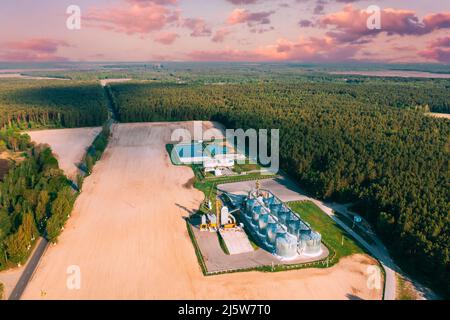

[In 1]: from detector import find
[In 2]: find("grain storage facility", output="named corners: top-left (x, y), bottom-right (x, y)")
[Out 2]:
top-left (225, 188), bottom-right (322, 260)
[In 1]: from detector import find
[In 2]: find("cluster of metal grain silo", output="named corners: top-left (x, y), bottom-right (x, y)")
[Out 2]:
top-left (240, 189), bottom-right (322, 259)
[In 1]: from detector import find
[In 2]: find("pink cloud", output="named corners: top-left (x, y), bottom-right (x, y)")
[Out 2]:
top-left (85, 3), bottom-right (180, 35)
top-left (188, 35), bottom-right (359, 62)
top-left (188, 49), bottom-right (265, 62)
top-left (226, 0), bottom-right (260, 4)
top-left (182, 18), bottom-right (212, 37)
top-left (0, 38), bottom-right (70, 62)
top-left (319, 5), bottom-right (450, 44)
top-left (430, 36), bottom-right (450, 48)
top-left (256, 36), bottom-right (360, 61)
top-left (419, 48), bottom-right (450, 63)
top-left (227, 8), bottom-right (274, 26)
top-left (419, 36), bottom-right (450, 63)
top-left (313, 3), bottom-right (325, 15)
top-left (423, 13), bottom-right (450, 31)
top-left (212, 28), bottom-right (232, 43)
top-left (5, 38), bottom-right (70, 54)
top-left (154, 32), bottom-right (179, 45)
top-left (299, 19), bottom-right (313, 27)
top-left (125, 0), bottom-right (177, 5)
top-left (0, 51), bottom-right (69, 62)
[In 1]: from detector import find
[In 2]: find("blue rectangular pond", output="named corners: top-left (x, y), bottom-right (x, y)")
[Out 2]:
top-left (204, 143), bottom-right (230, 156)
top-left (174, 143), bottom-right (205, 160)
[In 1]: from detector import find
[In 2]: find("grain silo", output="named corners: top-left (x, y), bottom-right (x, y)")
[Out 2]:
top-left (287, 219), bottom-right (301, 234)
top-left (277, 210), bottom-right (289, 225)
top-left (252, 206), bottom-right (262, 226)
top-left (258, 212), bottom-right (270, 231)
top-left (227, 187), bottom-right (323, 259)
top-left (298, 230), bottom-right (322, 256)
top-left (267, 224), bottom-right (283, 244)
top-left (276, 233), bottom-right (298, 259)
top-left (269, 203), bottom-right (282, 214)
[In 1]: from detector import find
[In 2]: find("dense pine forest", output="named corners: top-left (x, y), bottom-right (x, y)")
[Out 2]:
top-left (0, 79), bottom-right (109, 270)
top-left (18, 63), bottom-right (450, 114)
top-left (0, 131), bottom-right (76, 269)
top-left (109, 81), bottom-right (450, 295)
top-left (0, 79), bottom-right (109, 129)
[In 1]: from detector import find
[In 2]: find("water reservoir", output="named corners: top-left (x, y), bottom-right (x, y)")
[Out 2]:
top-left (174, 143), bottom-right (204, 162)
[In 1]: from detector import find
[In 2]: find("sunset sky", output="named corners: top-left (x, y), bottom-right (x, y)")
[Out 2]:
top-left (1, 0), bottom-right (449, 63)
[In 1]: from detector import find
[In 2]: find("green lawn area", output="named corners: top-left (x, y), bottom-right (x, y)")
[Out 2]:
top-left (233, 162), bottom-right (261, 174)
top-left (289, 201), bottom-right (366, 262)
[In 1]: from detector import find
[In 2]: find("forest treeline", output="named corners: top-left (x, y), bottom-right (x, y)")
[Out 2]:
top-left (0, 79), bottom-right (111, 271)
top-left (109, 82), bottom-right (449, 296)
top-left (80, 122), bottom-right (111, 181)
top-left (0, 130), bottom-right (76, 269)
top-left (0, 79), bottom-right (108, 129)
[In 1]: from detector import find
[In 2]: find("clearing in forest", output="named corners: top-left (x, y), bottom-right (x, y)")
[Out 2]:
top-left (22, 122), bottom-right (381, 300)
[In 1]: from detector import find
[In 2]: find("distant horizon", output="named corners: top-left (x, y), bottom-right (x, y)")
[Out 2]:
top-left (0, 61), bottom-right (449, 66)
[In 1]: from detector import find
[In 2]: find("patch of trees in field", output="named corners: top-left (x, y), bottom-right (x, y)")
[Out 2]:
top-left (79, 123), bottom-right (111, 181)
top-left (109, 82), bottom-right (450, 296)
top-left (0, 129), bottom-right (31, 181)
top-left (0, 132), bottom-right (76, 269)
top-left (0, 79), bottom-right (108, 129)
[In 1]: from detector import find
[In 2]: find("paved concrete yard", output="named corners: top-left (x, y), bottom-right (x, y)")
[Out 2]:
top-left (218, 177), bottom-right (310, 202)
top-left (219, 230), bottom-right (254, 255)
top-left (193, 226), bottom-right (329, 273)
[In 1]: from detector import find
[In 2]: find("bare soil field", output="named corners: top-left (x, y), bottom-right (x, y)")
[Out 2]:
top-left (100, 79), bottom-right (132, 87)
top-left (27, 127), bottom-right (101, 179)
top-left (0, 73), bottom-right (68, 80)
top-left (22, 122), bottom-right (382, 300)
top-left (0, 268), bottom-right (20, 299)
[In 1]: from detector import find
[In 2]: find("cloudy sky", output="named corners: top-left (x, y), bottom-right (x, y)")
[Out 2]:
top-left (1, 0), bottom-right (449, 63)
